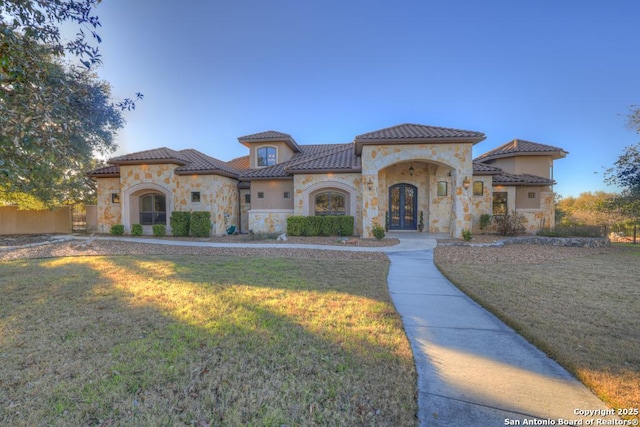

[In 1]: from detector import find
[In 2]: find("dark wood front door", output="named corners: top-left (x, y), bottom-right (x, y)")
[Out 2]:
top-left (389, 184), bottom-right (417, 230)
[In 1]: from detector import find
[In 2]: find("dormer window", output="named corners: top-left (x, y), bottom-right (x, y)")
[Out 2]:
top-left (257, 147), bottom-right (276, 167)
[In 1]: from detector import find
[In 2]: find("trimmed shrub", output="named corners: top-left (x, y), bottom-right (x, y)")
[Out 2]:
top-left (170, 211), bottom-right (191, 237)
top-left (304, 216), bottom-right (324, 236)
top-left (152, 224), bottom-right (166, 237)
top-left (190, 211), bottom-right (212, 237)
top-left (372, 223), bottom-right (385, 240)
top-left (287, 216), bottom-right (305, 236)
top-left (286, 216), bottom-right (355, 237)
top-left (131, 223), bottom-right (143, 236)
top-left (462, 228), bottom-right (473, 241)
top-left (479, 214), bottom-right (492, 233)
top-left (110, 224), bottom-right (124, 236)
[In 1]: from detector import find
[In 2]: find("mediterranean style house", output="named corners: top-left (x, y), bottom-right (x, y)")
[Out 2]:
top-left (88, 123), bottom-right (567, 238)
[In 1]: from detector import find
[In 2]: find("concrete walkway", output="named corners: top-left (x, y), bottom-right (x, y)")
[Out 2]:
top-left (62, 233), bottom-right (615, 426)
top-left (384, 232), bottom-right (616, 427)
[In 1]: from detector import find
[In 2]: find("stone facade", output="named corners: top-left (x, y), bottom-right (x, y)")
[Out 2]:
top-left (89, 123), bottom-right (565, 238)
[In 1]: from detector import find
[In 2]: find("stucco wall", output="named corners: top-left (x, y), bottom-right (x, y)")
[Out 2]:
top-left (247, 142), bottom-right (295, 168)
top-left (250, 180), bottom-right (294, 210)
top-left (0, 206), bottom-right (72, 234)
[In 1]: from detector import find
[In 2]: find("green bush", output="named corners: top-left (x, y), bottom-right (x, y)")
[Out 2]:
top-left (131, 223), bottom-right (143, 236)
top-left (152, 224), bottom-right (166, 237)
top-left (170, 211), bottom-right (191, 237)
top-left (462, 228), bottom-right (473, 241)
top-left (304, 216), bottom-right (324, 236)
top-left (110, 224), bottom-right (124, 236)
top-left (372, 223), bottom-right (385, 240)
top-left (190, 211), bottom-right (212, 237)
top-left (287, 216), bottom-right (354, 237)
top-left (537, 225), bottom-right (604, 238)
top-left (479, 214), bottom-right (492, 233)
top-left (287, 216), bottom-right (305, 236)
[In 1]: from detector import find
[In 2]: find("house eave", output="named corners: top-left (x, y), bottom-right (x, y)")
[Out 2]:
top-left (174, 169), bottom-right (238, 179)
top-left (355, 136), bottom-right (486, 154)
top-left (110, 159), bottom-right (187, 167)
top-left (286, 167), bottom-right (362, 175)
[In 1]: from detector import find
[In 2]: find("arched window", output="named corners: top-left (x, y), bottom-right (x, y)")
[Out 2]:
top-left (257, 147), bottom-right (276, 167)
top-left (140, 193), bottom-right (166, 225)
top-left (314, 191), bottom-right (346, 216)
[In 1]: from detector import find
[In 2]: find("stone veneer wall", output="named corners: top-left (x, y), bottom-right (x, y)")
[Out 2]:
top-left (96, 177), bottom-right (122, 233)
top-left (173, 174), bottom-right (238, 235)
top-left (293, 173), bottom-right (362, 235)
top-left (517, 191), bottom-right (555, 233)
top-left (97, 164), bottom-right (239, 236)
top-left (360, 143), bottom-right (474, 238)
top-left (470, 176), bottom-right (493, 233)
top-left (248, 209), bottom-right (293, 234)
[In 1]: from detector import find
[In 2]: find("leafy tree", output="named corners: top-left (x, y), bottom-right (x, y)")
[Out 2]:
top-left (1, 0), bottom-right (141, 207)
top-left (602, 106), bottom-right (640, 233)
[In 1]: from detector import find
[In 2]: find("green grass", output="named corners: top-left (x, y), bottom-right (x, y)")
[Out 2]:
top-left (435, 244), bottom-right (640, 421)
top-left (0, 255), bottom-right (417, 426)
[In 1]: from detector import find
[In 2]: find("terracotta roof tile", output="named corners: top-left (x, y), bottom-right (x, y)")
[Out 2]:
top-left (472, 161), bottom-right (502, 175)
top-left (286, 144), bottom-right (360, 172)
top-left (476, 139), bottom-right (568, 162)
top-left (87, 165), bottom-right (120, 177)
top-left (108, 147), bottom-right (189, 165)
top-left (493, 172), bottom-right (555, 186)
top-left (227, 155), bottom-right (250, 170)
top-left (174, 149), bottom-right (241, 177)
top-left (355, 123), bottom-right (486, 141)
top-left (237, 130), bottom-right (301, 153)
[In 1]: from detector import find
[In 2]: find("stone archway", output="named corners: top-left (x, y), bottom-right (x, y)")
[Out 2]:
top-left (121, 182), bottom-right (172, 233)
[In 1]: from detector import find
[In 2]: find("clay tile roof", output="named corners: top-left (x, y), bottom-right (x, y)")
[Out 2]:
top-left (355, 123), bottom-right (486, 142)
top-left (227, 155), bottom-right (250, 171)
top-left (493, 172), bottom-right (556, 186)
top-left (475, 139), bottom-right (568, 162)
top-left (174, 149), bottom-right (241, 178)
top-left (86, 164), bottom-right (120, 177)
top-left (285, 144), bottom-right (360, 172)
top-left (108, 147), bottom-right (190, 165)
top-left (240, 143), bottom-right (360, 179)
top-left (472, 161), bottom-right (502, 175)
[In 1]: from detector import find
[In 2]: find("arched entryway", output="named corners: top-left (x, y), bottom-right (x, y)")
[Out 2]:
top-left (389, 183), bottom-right (417, 230)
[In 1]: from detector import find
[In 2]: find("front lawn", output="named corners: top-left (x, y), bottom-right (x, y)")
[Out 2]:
top-left (0, 255), bottom-right (417, 426)
top-left (435, 244), bottom-right (640, 421)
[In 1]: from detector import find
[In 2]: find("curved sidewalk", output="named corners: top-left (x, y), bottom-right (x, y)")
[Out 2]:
top-left (384, 233), bottom-right (616, 427)
top-left (62, 233), bottom-right (615, 426)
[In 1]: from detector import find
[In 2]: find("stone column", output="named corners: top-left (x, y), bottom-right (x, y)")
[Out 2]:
top-left (361, 174), bottom-right (379, 238)
top-left (450, 169), bottom-right (473, 238)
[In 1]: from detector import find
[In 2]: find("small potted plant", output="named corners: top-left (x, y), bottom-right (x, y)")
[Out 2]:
top-left (418, 211), bottom-right (424, 232)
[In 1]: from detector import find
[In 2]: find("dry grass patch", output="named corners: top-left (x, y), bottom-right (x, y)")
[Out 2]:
top-left (435, 244), bottom-right (640, 421)
top-left (0, 255), bottom-right (416, 426)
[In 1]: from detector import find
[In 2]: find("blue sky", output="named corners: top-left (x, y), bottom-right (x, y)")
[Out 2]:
top-left (87, 0), bottom-right (639, 197)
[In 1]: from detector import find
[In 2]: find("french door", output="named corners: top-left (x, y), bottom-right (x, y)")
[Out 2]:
top-left (389, 184), bottom-right (417, 230)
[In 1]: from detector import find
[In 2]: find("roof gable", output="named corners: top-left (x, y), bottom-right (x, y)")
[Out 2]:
top-left (237, 130), bottom-right (301, 153)
top-left (476, 139), bottom-right (568, 162)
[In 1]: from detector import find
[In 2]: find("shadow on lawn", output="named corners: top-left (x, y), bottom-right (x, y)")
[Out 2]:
top-left (0, 255), bottom-right (416, 426)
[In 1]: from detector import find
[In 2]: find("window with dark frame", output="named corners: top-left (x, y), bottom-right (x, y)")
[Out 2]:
top-left (314, 191), bottom-right (346, 216)
top-left (257, 147), bottom-right (276, 167)
top-left (283, 191), bottom-right (291, 199)
top-left (528, 192), bottom-right (536, 199)
top-left (191, 191), bottom-right (201, 203)
top-left (473, 181), bottom-right (483, 196)
top-left (493, 192), bottom-right (508, 216)
top-left (437, 181), bottom-right (448, 197)
top-left (111, 193), bottom-right (120, 204)
top-left (139, 193), bottom-right (166, 225)
top-left (257, 192), bottom-right (264, 199)
top-left (245, 193), bottom-right (251, 204)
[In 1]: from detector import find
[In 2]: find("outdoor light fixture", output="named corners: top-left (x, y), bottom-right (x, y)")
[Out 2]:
top-left (409, 164), bottom-right (414, 176)
top-left (367, 178), bottom-right (373, 191)
top-left (463, 177), bottom-right (471, 189)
